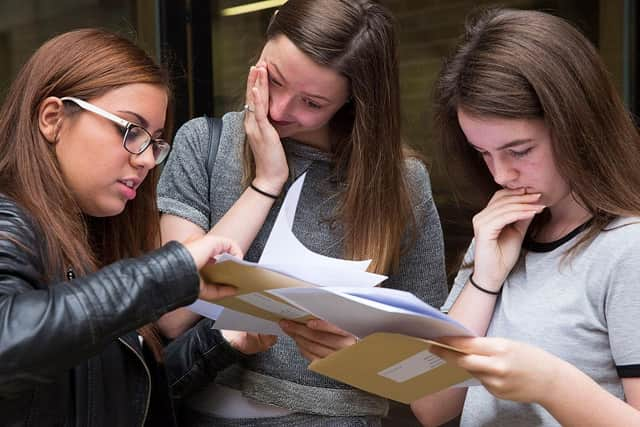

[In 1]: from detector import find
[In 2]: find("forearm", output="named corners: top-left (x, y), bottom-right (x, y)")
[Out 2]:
top-left (0, 242), bottom-right (198, 395)
top-left (158, 188), bottom-right (279, 338)
top-left (411, 387), bottom-right (467, 426)
top-left (210, 187), bottom-right (278, 253)
top-left (165, 318), bottom-right (244, 399)
top-left (447, 282), bottom-right (498, 336)
top-left (540, 361), bottom-right (640, 427)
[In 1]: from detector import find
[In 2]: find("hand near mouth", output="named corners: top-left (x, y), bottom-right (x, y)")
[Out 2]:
top-left (472, 187), bottom-right (545, 291)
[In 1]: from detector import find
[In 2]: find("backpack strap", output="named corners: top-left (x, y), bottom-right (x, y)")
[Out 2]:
top-left (205, 116), bottom-right (222, 227)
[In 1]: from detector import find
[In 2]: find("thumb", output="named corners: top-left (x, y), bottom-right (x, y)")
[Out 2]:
top-left (202, 234), bottom-right (243, 259)
top-left (259, 334), bottom-right (278, 348)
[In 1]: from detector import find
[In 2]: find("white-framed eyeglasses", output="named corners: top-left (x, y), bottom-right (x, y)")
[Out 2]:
top-left (60, 96), bottom-right (170, 165)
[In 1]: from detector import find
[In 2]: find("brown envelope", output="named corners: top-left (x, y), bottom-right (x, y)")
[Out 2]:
top-left (200, 260), bottom-right (315, 322)
top-left (309, 332), bottom-right (472, 404)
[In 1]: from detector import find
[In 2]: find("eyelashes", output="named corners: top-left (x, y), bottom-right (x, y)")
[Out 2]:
top-left (268, 77), bottom-right (323, 110)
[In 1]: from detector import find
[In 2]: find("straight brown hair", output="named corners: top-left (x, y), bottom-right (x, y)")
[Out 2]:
top-left (0, 28), bottom-right (172, 359)
top-left (433, 8), bottom-right (640, 253)
top-left (244, 0), bottom-right (415, 273)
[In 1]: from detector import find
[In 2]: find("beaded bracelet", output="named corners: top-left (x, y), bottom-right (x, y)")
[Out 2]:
top-left (469, 273), bottom-right (501, 295)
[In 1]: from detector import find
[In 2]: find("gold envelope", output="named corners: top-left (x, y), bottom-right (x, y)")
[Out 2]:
top-left (309, 332), bottom-right (472, 404)
top-left (200, 260), bottom-right (315, 322)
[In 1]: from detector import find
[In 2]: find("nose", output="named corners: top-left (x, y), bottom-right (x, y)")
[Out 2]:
top-left (130, 145), bottom-right (156, 171)
top-left (491, 158), bottom-right (518, 187)
top-left (269, 92), bottom-right (295, 121)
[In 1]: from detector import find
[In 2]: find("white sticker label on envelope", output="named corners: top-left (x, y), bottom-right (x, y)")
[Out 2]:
top-left (237, 293), bottom-right (309, 319)
top-left (377, 350), bottom-right (445, 383)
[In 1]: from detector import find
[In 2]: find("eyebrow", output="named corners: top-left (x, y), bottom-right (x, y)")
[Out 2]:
top-left (117, 110), bottom-right (164, 135)
top-left (471, 139), bottom-right (534, 151)
top-left (269, 62), bottom-right (332, 103)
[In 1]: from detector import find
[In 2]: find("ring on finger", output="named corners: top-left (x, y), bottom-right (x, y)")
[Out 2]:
top-left (243, 104), bottom-right (255, 113)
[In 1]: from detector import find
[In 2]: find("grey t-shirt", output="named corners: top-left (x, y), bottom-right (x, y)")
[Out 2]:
top-left (443, 218), bottom-right (640, 426)
top-left (158, 112), bottom-right (448, 417)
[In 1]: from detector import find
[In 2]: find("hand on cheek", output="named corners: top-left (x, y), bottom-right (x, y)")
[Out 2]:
top-left (243, 62), bottom-right (288, 194)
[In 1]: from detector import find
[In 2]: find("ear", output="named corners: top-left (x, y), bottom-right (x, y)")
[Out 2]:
top-left (38, 97), bottom-right (65, 143)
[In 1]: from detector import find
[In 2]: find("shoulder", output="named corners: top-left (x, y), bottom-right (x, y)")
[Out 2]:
top-left (174, 116), bottom-right (211, 143)
top-left (402, 156), bottom-right (434, 200)
top-left (575, 217), bottom-right (640, 282)
top-left (173, 112), bottom-right (245, 150)
top-left (221, 111), bottom-right (245, 136)
top-left (0, 194), bottom-right (37, 239)
top-left (592, 216), bottom-right (640, 256)
top-left (169, 113), bottom-right (244, 160)
top-left (598, 216), bottom-right (640, 245)
top-left (0, 194), bottom-right (39, 263)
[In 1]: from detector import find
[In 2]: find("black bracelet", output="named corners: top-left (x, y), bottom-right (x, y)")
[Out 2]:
top-left (469, 273), bottom-right (501, 295)
top-left (250, 182), bottom-right (280, 200)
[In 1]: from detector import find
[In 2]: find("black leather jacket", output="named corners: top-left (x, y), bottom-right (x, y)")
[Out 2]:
top-left (0, 195), bottom-right (241, 426)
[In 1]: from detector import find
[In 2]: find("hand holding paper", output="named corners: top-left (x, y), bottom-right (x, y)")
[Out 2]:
top-left (188, 173), bottom-right (477, 403)
top-left (220, 329), bottom-right (278, 356)
top-left (279, 318), bottom-right (357, 361)
top-left (429, 336), bottom-right (560, 404)
top-left (192, 172), bottom-right (387, 335)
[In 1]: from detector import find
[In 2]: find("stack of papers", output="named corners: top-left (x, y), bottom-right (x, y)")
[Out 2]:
top-left (191, 172), bottom-right (387, 334)
top-left (189, 173), bottom-right (476, 403)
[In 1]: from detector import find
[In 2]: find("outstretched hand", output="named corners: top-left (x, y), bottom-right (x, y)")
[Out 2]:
top-left (279, 319), bottom-right (357, 362)
top-left (182, 233), bottom-right (242, 302)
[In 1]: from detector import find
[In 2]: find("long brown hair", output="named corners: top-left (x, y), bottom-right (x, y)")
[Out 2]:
top-left (0, 28), bottom-right (172, 359)
top-left (433, 8), bottom-right (640, 253)
top-left (245, 0), bottom-right (414, 273)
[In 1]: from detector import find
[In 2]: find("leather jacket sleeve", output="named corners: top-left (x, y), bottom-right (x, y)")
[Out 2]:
top-left (0, 196), bottom-right (200, 399)
top-left (165, 318), bottom-right (245, 400)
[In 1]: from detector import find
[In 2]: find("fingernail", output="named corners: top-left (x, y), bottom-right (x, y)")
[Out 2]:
top-left (279, 320), bottom-right (289, 328)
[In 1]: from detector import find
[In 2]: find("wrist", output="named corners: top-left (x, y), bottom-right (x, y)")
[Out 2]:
top-left (468, 270), bottom-right (504, 293)
top-left (252, 176), bottom-right (285, 196)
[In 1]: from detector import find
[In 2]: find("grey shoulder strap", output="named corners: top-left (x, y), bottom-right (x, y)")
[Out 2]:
top-left (206, 116), bottom-right (222, 177)
top-left (205, 116), bottom-right (222, 226)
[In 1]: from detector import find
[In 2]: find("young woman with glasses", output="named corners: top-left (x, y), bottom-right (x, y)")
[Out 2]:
top-left (156, 0), bottom-right (448, 425)
top-left (0, 28), bottom-right (275, 427)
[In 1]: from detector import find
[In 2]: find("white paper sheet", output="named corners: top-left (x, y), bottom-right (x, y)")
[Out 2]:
top-left (257, 173), bottom-right (386, 287)
top-left (269, 286), bottom-right (473, 340)
top-left (192, 172), bottom-right (388, 333)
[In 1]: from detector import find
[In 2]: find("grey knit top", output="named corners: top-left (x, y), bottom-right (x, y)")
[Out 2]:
top-left (157, 112), bottom-right (448, 417)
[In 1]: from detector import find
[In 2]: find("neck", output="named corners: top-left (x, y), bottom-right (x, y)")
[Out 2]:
top-left (537, 194), bottom-right (592, 242)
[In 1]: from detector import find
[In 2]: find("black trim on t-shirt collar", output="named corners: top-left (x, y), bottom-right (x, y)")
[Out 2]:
top-left (617, 364), bottom-right (640, 378)
top-left (522, 219), bottom-right (592, 253)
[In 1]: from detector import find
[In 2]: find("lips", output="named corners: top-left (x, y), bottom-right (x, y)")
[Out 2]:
top-left (117, 178), bottom-right (142, 201)
top-left (118, 177), bottom-right (142, 190)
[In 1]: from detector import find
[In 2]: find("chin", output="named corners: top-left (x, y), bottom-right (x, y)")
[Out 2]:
top-left (84, 202), bottom-right (127, 218)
